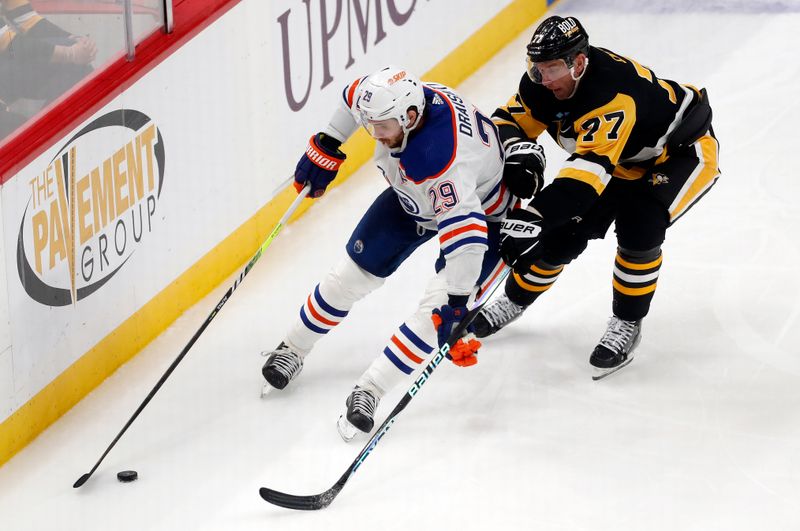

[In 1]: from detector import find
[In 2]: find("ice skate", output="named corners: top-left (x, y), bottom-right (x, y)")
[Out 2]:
top-left (590, 317), bottom-right (642, 381)
top-left (260, 342), bottom-right (303, 396)
top-left (336, 414), bottom-right (360, 442)
top-left (472, 294), bottom-right (526, 338)
top-left (337, 386), bottom-right (379, 441)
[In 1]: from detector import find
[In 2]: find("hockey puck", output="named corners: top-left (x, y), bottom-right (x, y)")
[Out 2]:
top-left (117, 470), bottom-right (138, 483)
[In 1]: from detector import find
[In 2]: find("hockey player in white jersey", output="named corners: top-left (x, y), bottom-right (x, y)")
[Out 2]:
top-left (261, 66), bottom-right (544, 439)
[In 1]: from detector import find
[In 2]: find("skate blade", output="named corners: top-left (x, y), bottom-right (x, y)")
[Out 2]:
top-left (336, 415), bottom-right (359, 442)
top-left (591, 356), bottom-right (634, 381)
top-left (260, 382), bottom-right (275, 398)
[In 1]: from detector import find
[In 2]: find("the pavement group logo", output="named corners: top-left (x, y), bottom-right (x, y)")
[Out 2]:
top-left (16, 109), bottom-right (166, 306)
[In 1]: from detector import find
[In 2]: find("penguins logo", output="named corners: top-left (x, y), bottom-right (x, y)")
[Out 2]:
top-left (650, 173), bottom-right (669, 186)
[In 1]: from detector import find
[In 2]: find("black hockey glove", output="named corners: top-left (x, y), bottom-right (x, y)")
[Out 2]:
top-left (502, 140), bottom-right (545, 199)
top-left (294, 133), bottom-right (346, 198)
top-left (500, 206), bottom-right (544, 267)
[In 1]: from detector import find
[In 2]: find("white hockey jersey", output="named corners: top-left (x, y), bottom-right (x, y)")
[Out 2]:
top-left (324, 79), bottom-right (512, 295)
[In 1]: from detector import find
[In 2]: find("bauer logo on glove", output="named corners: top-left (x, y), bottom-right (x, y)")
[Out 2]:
top-left (499, 206), bottom-right (545, 267)
top-left (500, 219), bottom-right (543, 237)
top-left (502, 140), bottom-right (545, 199)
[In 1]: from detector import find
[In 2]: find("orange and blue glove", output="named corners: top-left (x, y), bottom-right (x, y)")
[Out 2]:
top-left (294, 133), bottom-right (346, 198)
top-left (431, 295), bottom-right (481, 367)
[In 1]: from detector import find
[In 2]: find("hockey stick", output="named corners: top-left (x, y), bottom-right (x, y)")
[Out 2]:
top-left (73, 185), bottom-right (311, 489)
top-left (258, 266), bottom-right (511, 510)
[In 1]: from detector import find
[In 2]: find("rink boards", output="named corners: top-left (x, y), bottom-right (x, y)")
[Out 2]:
top-left (0, 0), bottom-right (553, 466)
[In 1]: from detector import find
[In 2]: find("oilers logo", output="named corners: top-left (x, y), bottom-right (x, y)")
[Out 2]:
top-left (395, 188), bottom-right (420, 215)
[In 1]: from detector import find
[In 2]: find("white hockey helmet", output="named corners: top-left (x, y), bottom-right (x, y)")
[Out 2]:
top-left (355, 66), bottom-right (426, 151)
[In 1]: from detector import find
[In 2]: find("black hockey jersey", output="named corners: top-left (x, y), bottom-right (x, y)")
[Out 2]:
top-left (493, 45), bottom-right (704, 225)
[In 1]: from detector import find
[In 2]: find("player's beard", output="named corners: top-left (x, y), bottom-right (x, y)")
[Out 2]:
top-left (380, 133), bottom-right (404, 149)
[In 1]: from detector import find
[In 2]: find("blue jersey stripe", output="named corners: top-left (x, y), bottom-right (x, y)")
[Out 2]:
top-left (314, 285), bottom-right (348, 318)
top-left (438, 212), bottom-right (486, 230)
top-left (299, 307), bottom-right (328, 335)
top-left (442, 236), bottom-right (489, 256)
top-left (399, 324), bottom-right (434, 353)
top-left (484, 179), bottom-right (502, 204)
top-left (383, 347), bottom-right (414, 374)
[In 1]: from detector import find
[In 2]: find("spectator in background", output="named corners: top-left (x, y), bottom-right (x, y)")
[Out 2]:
top-left (0, 0), bottom-right (96, 140)
top-left (1, 15), bottom-right (25, 139)
top-left (1, 99), bottom-right (26, 140)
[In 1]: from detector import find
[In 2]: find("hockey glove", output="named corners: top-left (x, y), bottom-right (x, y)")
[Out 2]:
top-left (294, 133), bottom-right (346, 198)
top-left (431, 295), bottom-right (481, 368)
top-left (500, 206), bottom-right (544, 267)
top-left (502, 140), bottom-right (545, 199)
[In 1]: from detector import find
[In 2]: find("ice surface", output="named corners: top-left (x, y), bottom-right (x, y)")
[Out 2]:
top-left (1, 2), bottom-right (799, 530)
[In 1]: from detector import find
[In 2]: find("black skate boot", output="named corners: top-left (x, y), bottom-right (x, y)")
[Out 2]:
top-left (590, 317), bottom-right (642, 381)
top-left (472, 294), bottom-right (526, 338)
top-left (336, 386), bottom-right (380, 441)
top-left (261, 342), bottom-right (303, 392)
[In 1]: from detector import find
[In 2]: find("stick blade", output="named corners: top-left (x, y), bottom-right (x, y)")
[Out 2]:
top-left (73, 473), bottom-right (91, 488)
top-left (259, 486), bottom-right (340, 511)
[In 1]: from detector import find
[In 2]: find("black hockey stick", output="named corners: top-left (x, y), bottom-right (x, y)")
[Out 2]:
top-left (259, 267), bottom-right (510, 510)
top-left (73, 185), bottom-right (310, 489)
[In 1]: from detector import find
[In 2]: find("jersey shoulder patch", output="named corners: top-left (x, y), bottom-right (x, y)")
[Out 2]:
top-left (399, 86), bottom-right (457, 183)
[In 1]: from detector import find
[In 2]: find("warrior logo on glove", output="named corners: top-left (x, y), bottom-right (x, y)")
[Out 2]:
top-left (305, 143), bottom-right (341, 171)
top-left (294, 133), bottom-right (347, 198)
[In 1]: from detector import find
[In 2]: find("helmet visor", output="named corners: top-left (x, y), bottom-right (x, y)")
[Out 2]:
top-left (360, 115), bottom-right (402, 139)
top-left (526, 57), bottom-right (573, 84)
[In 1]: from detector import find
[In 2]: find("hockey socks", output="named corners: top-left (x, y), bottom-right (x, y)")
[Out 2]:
top-left (611, 247), bottom-right (662, 321)
top-left (284, 257), bottom-right (384, 355)
top-left (507, 260), bottom-right (564, 306)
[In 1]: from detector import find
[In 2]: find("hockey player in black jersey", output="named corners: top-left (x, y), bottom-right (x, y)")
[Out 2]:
top-left (472, 15), bottom-right (720, 379)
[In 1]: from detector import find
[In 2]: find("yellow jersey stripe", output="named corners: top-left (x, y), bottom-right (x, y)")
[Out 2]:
top-left (612, 165), bottom-right (646, 180)
top-left (498, 92), bottom-right (548, 139)
top-left (670, 135), bottom-right (720, 219)
top-left (658, 79), bottom-right (677, 103)
top-left (556, 167), bottom-right (606, 194)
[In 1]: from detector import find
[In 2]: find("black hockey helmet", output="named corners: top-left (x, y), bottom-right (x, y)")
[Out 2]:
top-left (526, 15), bottom-right (589, 64)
